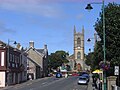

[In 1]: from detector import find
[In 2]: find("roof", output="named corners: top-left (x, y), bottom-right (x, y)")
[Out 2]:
top-left (27, 57), bottom-right (41, 67)
top-left (68, 54), bottom-right (74, 60)
top-left (0, 40), bottom-right (21, 52)
top-left (36, 49), bottom-right (44, 54)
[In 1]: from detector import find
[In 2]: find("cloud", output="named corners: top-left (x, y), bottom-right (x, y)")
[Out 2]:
top-left (3, 5), bottom-right (60, 18)
top-left (0, 22), bottom-right (16, 34)
top-left (0, 0), bottom-right (118, 18)
top-left (0, 0), bottom-right (118, 4)
top-left (0, 0), bottom-right (63, 18)
top-left (76, 14), bottom-right (83, 19)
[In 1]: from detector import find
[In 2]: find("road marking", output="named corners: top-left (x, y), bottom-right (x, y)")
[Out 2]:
top-left (27, 82), bottom-right (32, 85)
top-left (42, 82), bottom-right (47, 85)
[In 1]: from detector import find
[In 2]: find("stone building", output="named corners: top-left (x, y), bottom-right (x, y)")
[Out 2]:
top-left (26, 41), bottom-right (48, 80)
top-left (73, 26), bottom-right (84, 71)
top-left (67, 26), bottom-right (86, 71)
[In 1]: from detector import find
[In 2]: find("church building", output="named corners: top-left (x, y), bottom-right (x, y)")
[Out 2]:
top-left (74, 26), bottom-right (84, 71)
top-left (68, 26), bottom-right (87, 71)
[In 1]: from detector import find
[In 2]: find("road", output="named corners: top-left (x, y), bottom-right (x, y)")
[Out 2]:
top-left (2, 76), bottom-right (90, 90)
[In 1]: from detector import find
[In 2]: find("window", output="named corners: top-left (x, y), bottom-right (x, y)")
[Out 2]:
top-left (14, 56), bottom-right (16, 63)
top-left (77, 52), bottom-right (81, 59)
top-left (24, 71), bottom-right (27, 76)
top-left (13, 55), bottom-right (14, 62)
top-left (17, 57), bottom-right (20, 63)
top-left (16, 64), bottom-right (18, 68)
top-left (77, 37), bottom-right (81, 47)
top-left (1, 52), bottom-right (5, 66)
top-left (10, 54), bottom-right (12, 62)
top-left (12, 63), bottom-right (15, 67)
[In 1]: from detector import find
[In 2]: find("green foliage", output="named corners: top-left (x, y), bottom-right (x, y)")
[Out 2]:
top-left (85, 52), bottom-right (94, 66)
top-left (48, 50), bottom-right (69, 69)
top-left (93, 3), bottom-right (120, 70)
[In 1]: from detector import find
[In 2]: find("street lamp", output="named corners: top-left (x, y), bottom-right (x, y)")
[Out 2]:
top-left (85, 0), bottom-right (106, 90)
top-left (7, 39), bottom-right (17, 65)
top-left (87, 33), bottom-right (98, 52)
top-left (7, 39), bottom-right (17, 86)
top-left (87, 38), bottom-right (91, 42)
top-left (87, 33), bottom-right (99, 43)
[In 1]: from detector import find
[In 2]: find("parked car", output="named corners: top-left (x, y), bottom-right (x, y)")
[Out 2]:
top-left (80, 71), bottom-right (89, 76)
top-left (72, 73), bottom-right (79, 76)
top-left (82, 74), bottom-right (90, 82)
top-left (48, 73), bottom-right (53, 77)
top-left (56, 72), bottom-right (62, 78)
top-left (78, 76), bottom-right (88, 85)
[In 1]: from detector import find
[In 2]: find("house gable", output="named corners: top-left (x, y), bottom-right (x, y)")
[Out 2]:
top-left (26, 47), bottom-right (44, 68)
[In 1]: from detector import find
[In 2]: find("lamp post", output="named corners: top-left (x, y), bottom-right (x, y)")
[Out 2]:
top-left (87, 33), bottom-right (98, 52)
top-left (85, 0), bottom-right (106, 90)
top-left (7, 39), bottom-right (17, 86)
top-left (7, 39), bottom-right (17, 67)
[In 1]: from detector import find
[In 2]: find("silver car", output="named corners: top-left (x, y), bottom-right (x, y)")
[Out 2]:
top-left (78, 76), bottom-right (88, 85)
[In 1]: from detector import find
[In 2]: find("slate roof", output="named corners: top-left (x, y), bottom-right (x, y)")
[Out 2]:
top-left (25, 47), bottom-right (44, 57)
top-left (69, 54), bottom-right (74, 59)
top-left (36, 49), bottom-right (44, 54)
top-left (27, 57), bottom-right (40, 66)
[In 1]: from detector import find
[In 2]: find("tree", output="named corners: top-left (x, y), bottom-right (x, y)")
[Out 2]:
top-left (93, 3), bottom-right (120, 75)
top-left (85, 52), bottom-right (94, 66)
top-left (48, 50), bottom-right (69, 70)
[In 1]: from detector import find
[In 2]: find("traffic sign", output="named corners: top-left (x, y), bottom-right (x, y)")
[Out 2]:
top-left (114, 66), bottom-right (119, 75)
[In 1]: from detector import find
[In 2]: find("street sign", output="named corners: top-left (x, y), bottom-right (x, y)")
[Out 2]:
top-left (114, 66), bottom-right (119, 75)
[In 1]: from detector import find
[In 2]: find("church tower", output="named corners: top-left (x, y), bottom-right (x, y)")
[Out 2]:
top-left (74, 26), bottom-right (84, 71)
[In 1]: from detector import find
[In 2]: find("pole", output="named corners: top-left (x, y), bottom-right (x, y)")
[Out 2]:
top-left (7, 39), bottom-right (10, 86)
top-left (102, 0), bottom-right (106, 90)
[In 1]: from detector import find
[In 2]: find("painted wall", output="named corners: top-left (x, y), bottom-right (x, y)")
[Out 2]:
top-left (0, 72), bottom-right (5, 87)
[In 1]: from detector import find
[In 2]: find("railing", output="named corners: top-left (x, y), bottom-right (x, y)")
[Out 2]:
top-left (117, 86), bottom-right (120, 90)
top-left (111, 85), bottom-right (120, 90)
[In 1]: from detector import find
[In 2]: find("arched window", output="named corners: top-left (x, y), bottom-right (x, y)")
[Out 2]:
top-left (77, 37), bottom-right (81, 47)
top-left (77, 52), bottom-right (81, 59)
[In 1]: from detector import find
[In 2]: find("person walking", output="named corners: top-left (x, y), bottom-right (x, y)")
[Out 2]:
top-left (96, 78), bottom-right (100, 90)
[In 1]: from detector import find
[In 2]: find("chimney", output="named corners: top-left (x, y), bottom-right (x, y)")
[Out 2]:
top-left (29, 41), bottom-right (34, 48)
top-left (44, 45), bottom-right (48, 57)
top-left (44, 44), bottom-right (47, 49)
top-left (17, 43), bottom-right (21, 49)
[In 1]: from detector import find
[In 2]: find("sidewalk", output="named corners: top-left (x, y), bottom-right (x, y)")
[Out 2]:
top-left (87, 74), bottom-right (93, 90)
top-left (0, 77), bottom-right (51, 90)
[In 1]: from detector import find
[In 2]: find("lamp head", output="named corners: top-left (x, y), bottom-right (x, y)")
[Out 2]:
top-left (87, 38), bottom-right (91, 42)
top-left (85, 4), bottom-right (93, 11)
top-left (89, 48), bottom-right (91, 52)
top-left (13, 41), bottom-right (17, 45)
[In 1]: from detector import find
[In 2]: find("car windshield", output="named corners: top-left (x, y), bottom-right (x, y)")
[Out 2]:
top-left (79, 77), bottom-right (87, 80)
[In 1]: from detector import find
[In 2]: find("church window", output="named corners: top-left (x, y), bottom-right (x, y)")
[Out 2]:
top-left (77, 38), bottom-right (81, 47)
top-left (77, 52), bottom-right (81, 59)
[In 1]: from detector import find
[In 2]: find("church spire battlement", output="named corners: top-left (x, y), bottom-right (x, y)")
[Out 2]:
top-left (82, 25), bottom-right (84, 35)
top-left (74, 25), bottom-right (76, 34)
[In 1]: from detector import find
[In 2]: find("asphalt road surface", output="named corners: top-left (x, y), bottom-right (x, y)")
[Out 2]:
top-left (2, 76), bottom-right (89, 90)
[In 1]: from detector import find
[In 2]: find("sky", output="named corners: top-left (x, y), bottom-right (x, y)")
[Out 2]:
top-left (0, 0), bottom-right (120, 55)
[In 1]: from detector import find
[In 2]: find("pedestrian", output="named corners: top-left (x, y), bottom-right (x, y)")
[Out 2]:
top-left (94, 77), bottom-right (97, 89)
top-left (92, 74), bottom-right (95, 83)
top-left (96, 78), bottom-right (100, 90)
top-left (65, 72), bottom-right (68, 78)
top-left (99, 80), bottom-right (102, 90)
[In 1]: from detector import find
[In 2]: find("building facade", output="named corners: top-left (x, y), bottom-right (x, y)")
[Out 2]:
top-left (73, 26), bottom-right (84, 71)
top-left (26, 41), bottom-right (48, 80)
top-left (0, 40), bottom-right (27, 87)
